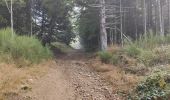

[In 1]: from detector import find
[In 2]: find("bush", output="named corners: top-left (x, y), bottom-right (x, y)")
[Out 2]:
top-left (0, 28), bottom-right (52, 64)
top-left (51, 42), bottom-right (73, 54)
top-left (124, 45), bottom-right (141, 58)
top-left (137, 47), bottom-right (170, 67)
top-left (134, 32), bottom-right (165, 49)
top-left (129, 74), bottom-right (168, 100)
top-left (111, 54), bottom-right (119, 65)
top-left (138, 50), bottom-right (156, 67)
top-left (99, 51), bottom-right (112, 64)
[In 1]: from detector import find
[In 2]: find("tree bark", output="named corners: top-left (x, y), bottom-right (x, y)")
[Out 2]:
top-left (120, 0), bottom-right (123, 46)
top-left (158, 0), bottom-right (164, 36)
top-left (143, 0), bottom-right (147, 37)
top-left (11, 0), bottom-right (14, 36)
top-left (100, 0), bottom-right (107, 51)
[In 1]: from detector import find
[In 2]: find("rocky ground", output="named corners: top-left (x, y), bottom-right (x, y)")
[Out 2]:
top-left (23, 51), bottom-right (121, 100)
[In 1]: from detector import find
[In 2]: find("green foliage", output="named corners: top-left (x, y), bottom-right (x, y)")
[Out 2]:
top-left (111, 54), bottom-right (119, 65)
top-left (42, 0), bottom-right (75, 45)
top-left (129, 74), bottom-right (168, 100)
top-left (124, 45), bottom-right (141, 58)
top-left (0, 0), bottom-right (75, 45)
top-left (123, 32), bottom-right (170, 67)
top-left (98, 51), bottom-right (112, 64)
top-left (138, 50), bottom-right (156, 67)
top-left (132, 32), bottom-right (170, 50)
top-left (51, 42), bottom-right (73, 54)
top-left (0, 28), bottom-right (52, 64)
top-left (78, 7), bottom-right (100, 51)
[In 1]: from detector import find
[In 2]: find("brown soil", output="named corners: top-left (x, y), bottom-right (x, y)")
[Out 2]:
top-left (23, 50), bottom-right (121, 100)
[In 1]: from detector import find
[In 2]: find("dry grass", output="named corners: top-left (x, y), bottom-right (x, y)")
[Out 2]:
top-left (94, 45), bottom-right (170, 98)
top-left (102, 69), bottom-right (142, 93)
top-left (89, 57), bottom-right (143, 94)
top-left (0, 60), bottom-right (56, 100)
top-left (107, 45), bottom-right (122, 53)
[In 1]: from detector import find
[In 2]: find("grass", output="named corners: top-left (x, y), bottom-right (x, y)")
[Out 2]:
top-left (96, 32), bottom-right (170, 99)
top-left (98, 51), bottom-right (112, 64)
top-left (124, 45), bottom-right (141, 58)
top-left (51, 42), bottom-right (73, 54)
top-left (89, 57), bottom-right (142, 95)
top-left (0, 28), bottom-right (52, 65)
top-left (129, 74), bottom-right (168, 100)
top-left (0, 28), bottom-right (54, 99)
top-left (121, 32), bottom-right (170, 67)
top-left (0, 60), bottom-right (55, 100)
top-left (130, 32), bottom-right (170, 49)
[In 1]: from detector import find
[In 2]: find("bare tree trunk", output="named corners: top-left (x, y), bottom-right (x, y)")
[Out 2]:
top-left (120, 0), bottom-right (123, 46)
top-left (161, 4), bottom-right (164, 35)
top-left (168, 0), bottom-right (170, 32)
top-left (11, 0), bottom-right (14, 36)
top-left (155, 2), bottom-right (158, 35)
top-left (114, 17), bottom-right (117, 44)
top-left (5, 0), bottom-right (10, 12)
top-left (100, 0), bottom-right (107, 51)
top-left (135, 0), bottom-right (138, 39)
top-left (167, 0), bottom-right (170, 32)
top-left (158, 0), bottom-right (164, 36)
top-left (143, 0), bottom-right (147, 37)
top-left (30, 0), bottom-right (33, 36)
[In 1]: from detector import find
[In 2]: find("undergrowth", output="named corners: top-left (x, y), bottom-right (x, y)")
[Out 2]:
top-left (51, 42), bottom-right (73, 54)
top-left (98, 33), bottom-right (170, 99)
top-left (0, 28), bottom-right (52, 65)
top-left (98, 51), bottom-right (112, 64)
top-left (128, 74), bottom-right (170, 100)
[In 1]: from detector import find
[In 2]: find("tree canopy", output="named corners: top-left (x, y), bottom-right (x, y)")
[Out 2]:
top-left (0, 0), bottom-right (75, 45)
top-left (1, 0), bottom-right (170, 51)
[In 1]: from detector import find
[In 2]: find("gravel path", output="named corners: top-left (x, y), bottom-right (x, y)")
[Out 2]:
top-left (26, 51), bottom-right (121, 100)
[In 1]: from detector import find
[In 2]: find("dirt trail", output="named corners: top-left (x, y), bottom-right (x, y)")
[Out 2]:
top-left (26, 50), bottom-right (120, 100)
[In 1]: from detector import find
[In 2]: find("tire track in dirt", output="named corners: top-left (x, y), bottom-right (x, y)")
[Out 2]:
top-left (25, 51), bottom-right (121, 100)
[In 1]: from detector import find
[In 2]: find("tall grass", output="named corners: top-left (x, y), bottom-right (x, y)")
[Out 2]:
top-left (123, 32), bottom-right (170, 67)
top-left (0, 28), bottom-right (52, 64)
top-left (129, 32), bottom-right (170, 49)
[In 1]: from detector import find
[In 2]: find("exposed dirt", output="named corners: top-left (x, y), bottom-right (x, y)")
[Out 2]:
top-left (23, 50), bottom-right (121, 100)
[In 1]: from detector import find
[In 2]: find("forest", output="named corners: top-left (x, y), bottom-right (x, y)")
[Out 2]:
top-left (1, 0), bottom-right (170, 100)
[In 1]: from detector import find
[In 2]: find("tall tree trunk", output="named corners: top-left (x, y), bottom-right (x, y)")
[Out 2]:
top-left (120, 0), bottom-right (123, 46)
top-left (148, 0), bottom-right (153, 30)
top-left (135, 0), bottom-right (138, 39)
top-left (26, 0), bottom-right (32, 36)
top-left (143, 0), bottom-right (147, 37)
top-left (168, 0), bottom-right (170, 32)
top-left (100, 0), bottom-right (107, 51)
top-left (30, 0), bottom-right (33, 36)
top-left (155, 2), bottom-right (158, 35)
top-left (114, 17), bottom-right (117, 44)
top-left (167, 0), bottom-right (170, 32)
top-left (11, 0), bottom-right (14, 36)
top-left (158, 0), bottom-right (164, 36)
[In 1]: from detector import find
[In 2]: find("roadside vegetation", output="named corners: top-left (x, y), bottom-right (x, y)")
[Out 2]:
top-left (0, 28), bottom-right (53, 100)
top-left (0, 28), bottom-right (52, 65)
top-left (98, 34), bottom-right (170, 99)
top-left (51, 42), bottom-right (73, 54)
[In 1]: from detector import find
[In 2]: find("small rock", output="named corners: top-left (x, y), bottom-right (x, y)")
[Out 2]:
top-left (21, 85), bottom-right (32, 91)
top-left (28, 79), bottom-right (34, 83)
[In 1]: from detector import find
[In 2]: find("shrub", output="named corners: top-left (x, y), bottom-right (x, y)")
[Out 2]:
top-left (124, 45), bottom-right (141, 58)
top-left (98, 51), bottom-right (112, 64)
top-left (138, 47), bottom-right (170, 67)
top-left (0, 28), bottom-right (52, 64)
top-left (134, 32), bottom-right (165, 49)
top-left (51, 42), bottom-right (73, 54)
top-left (111, 54), bottom-right (119, 65)
top-left (138, 50), bottom-right (156, 67)
top-left (129, 74), bottom-right (168, 100)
